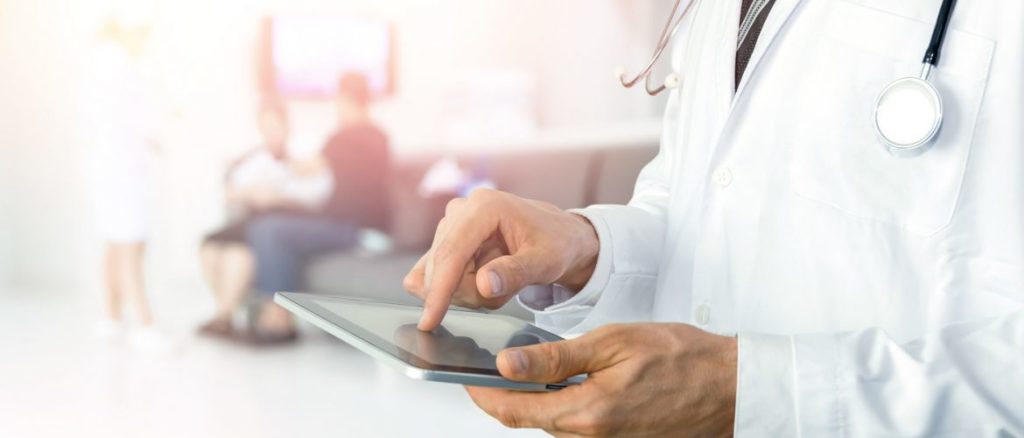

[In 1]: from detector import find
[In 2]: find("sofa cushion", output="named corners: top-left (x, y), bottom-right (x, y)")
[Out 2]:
top-left (386, 158), bottom-right (448, 251)
top-left (386, 148), bottom-right (599, 251)
top-left (589, 145), bottom-right (659, 205)
top-left (305, 251), bottom-right (534, 320)
top-left (487, 149), bottom-right (594, 210)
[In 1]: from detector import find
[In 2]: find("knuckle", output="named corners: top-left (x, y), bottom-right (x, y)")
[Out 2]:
top-left (494, 405), bottom-right (522, 429)
top-left (538, 200), bottom-right (561, 213)
top-left (565, 409), bottom-right (611, 437)
top-left (503, 256), bottom-right (530, 286)
top-left (468, 188), bottom-right (504, 209)
top-left (402, 274), bottom-right (420, 293)
top-left (432, 218), bottom-right (448, 240)
top-left (433, 240), bottom-right (456, 263)
top-left (451, 293), bottom-right (481, 309)
top-left (588, 324), bottom-right (630, 355)
top-left (590, 324), bottom-right (622, 341)
top-left (444, 197), bottom-right (465, 215)
top-left (539, 342), bottom-right (569, 376)
top-left (468, 187), bottom-right (494, 201)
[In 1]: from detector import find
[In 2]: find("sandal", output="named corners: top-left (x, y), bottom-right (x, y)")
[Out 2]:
top-left (245, 327), bottom-right (299, 346)
top-left (197, 317), bottom-right (234, 338)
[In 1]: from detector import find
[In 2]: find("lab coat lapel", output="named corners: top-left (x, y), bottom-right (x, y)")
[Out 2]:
top-left (733, 0), bottom-right (805, 100)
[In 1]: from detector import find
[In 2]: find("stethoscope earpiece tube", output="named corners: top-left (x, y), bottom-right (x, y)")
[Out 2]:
top-left (619, 0), bottom-right (696, 96)
top-left (923, 0), bottom-right (958, 67)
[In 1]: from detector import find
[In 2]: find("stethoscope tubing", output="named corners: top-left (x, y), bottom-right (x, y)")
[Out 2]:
top-left (923, 0), bottom-right (958, 67)
top-left (626, 0), bottom-right (962, 156)
top-left (618, 0), bottom-right (697, 95)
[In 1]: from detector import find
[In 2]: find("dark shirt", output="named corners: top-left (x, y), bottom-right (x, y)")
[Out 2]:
top-left (320, 124), bottom-right (391, 231)
top-left (736, 0), bottom-right (778, 89)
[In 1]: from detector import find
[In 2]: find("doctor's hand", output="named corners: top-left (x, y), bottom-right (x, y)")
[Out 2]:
top-left (466, 324), bottom-right (738, 437)
top-left (404, 189), bottom-right (599, 331)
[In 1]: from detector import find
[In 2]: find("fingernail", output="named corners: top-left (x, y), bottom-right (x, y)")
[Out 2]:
top-left (507, 349), bottom-right (528, 374)
top-left (488, 271), bottom-right (505, 297)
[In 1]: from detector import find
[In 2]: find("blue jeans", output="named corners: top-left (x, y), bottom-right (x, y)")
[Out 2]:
top-left (247, 213), bottom-right (358, 296)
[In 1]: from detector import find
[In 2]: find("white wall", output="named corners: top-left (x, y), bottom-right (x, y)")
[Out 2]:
top-left (0, 156), bottom-right (10, 290)
top-left (0, 0), bottom-right (670, 291)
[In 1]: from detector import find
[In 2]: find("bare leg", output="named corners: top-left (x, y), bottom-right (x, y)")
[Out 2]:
top-left (199, 242), bottom-right (224, 306)
top-left (119, 242), bottom-right (175, 354)
top-left (102, 242), bottom-right (123, 320)
top-left (118, 241), bottom-right (153, 326)
top-left (214, 244), bottom-right (254, 318)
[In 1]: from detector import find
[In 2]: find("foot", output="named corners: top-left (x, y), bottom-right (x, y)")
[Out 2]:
top-left (197, 316), bottom-right (234, 338)
top-left (247, 327), bottom-right (299, 345)
top-left (129, 326), bottom-right (178, 355)
top-left (247, 303), bottom-right (299, 346)
top-left (92, 318), bottom-right (126, 345)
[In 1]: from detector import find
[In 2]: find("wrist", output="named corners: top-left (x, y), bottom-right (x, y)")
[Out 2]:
top-left (716, 336), bottom-right (739, 435)
top-left (557, 213), bottom-right (599, 292)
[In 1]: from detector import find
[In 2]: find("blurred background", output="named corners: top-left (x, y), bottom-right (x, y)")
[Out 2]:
top-left (0, 0), bottom-right (668, 436)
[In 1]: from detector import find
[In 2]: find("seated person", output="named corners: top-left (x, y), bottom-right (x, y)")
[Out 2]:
top-left (245, 73), bottom-right (392, 344)
top-left (197, 99), bottom-right (329, 337)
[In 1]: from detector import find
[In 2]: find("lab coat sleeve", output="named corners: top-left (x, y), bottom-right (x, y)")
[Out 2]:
top-left (735, 310), bottom-right (1024, 436)
top-left (519, 124), bottom-right (675, 335)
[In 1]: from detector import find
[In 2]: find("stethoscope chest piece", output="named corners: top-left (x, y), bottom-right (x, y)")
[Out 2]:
top-left (874, 75), bottom-right (943, 154)
top-left (872, 0), bottom-right (957, 156)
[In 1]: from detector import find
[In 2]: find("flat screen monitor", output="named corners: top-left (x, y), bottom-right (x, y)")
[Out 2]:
top-left (262, 15), bottom-right (394, 99)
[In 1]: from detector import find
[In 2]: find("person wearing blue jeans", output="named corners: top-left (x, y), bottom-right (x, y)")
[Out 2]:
top-left (249, 213), bottom-right (359, 294)
top-left (247, 73), bottom-right (391, 344)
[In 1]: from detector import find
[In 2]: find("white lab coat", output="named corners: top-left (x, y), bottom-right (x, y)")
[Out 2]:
top-left (86, 42), bottom-right (158, 242)
top-left (519, 0), bottom-right (1024, 435)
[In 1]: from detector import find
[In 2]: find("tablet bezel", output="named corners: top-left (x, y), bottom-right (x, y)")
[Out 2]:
top-left (275, 292), bottom-right (577, 391)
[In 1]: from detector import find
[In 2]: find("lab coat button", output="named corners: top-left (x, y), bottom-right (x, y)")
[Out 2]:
top-left (695, 305), bottom-right (711, 325)
top-left (713, 168), bottom-right (733, 187)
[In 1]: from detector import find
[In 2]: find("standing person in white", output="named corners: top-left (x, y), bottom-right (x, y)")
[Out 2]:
top-left (86, 10), bottom-right (172, 354)
top-left (404, 0), bottom-right (1024, 435)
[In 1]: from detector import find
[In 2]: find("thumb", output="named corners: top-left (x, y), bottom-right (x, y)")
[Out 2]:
top-left (476, 249), bottom-right (553, 298)
top-left (496, 337), bottom-right (600, 384)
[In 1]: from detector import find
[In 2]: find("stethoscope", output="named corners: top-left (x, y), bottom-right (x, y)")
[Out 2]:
top-left (616, 0), bottom-right (696, 95)
top-left (620, 0), bottom-right (959, 155)
top-left (874, 0), bottom-right (957, 154)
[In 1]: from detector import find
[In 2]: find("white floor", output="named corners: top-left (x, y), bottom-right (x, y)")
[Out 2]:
top-left (0, 285), bottom-right (544, 438)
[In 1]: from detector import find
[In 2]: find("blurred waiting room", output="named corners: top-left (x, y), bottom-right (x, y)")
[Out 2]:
top-left (0, 0), bottom-right (669, 436)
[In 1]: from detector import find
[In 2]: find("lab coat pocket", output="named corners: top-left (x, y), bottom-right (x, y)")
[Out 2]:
top-left (789, 1), bottom-right (994, 236)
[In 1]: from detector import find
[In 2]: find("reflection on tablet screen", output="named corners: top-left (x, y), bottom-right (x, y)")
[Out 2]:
top-left (316, 299), bottom-right (559, 371)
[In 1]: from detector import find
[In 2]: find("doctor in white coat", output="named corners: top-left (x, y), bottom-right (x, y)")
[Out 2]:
top-left (405, 0), bottom-right (1024, 435)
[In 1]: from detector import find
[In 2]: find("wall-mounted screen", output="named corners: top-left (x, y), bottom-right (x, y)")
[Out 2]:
top-left (262, 15), bottom-right (394, 99)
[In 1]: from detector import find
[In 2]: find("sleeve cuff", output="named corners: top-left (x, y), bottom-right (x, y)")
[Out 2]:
top-left (516, 208), bottom-right (614, 315)
top-left (735, 333), bottom-right (798, 437)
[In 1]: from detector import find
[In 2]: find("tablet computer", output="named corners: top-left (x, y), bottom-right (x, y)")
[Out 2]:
top-left (275, 292), bottom-right (584, 391)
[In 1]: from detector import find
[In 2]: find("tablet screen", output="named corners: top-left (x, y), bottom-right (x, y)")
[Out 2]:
top-left (306, 296), bottom-right (563, 375)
